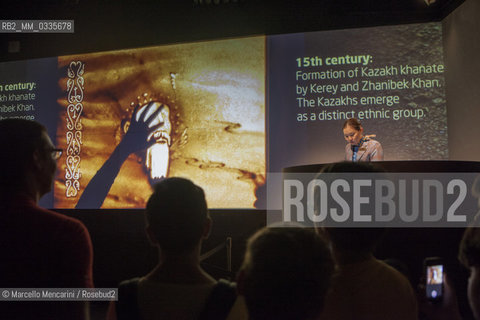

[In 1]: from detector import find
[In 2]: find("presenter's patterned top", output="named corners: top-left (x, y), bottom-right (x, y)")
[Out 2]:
top-left (345, 139), bottom-right (384, 162)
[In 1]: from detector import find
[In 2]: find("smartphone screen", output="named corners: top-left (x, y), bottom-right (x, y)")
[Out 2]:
top-left (426, 263), bottom-right (443, 300)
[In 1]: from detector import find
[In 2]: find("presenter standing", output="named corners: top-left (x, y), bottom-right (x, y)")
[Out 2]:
top-left (343, 118), bottom-right (384, 162)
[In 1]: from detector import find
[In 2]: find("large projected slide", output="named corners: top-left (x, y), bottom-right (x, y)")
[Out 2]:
top-left (0, 58), bottom-right (60, 208)
top-left (0, 22), bottom-right (447, 209)
top-left (268, 23), bottom-right (447, 172)
top-left (0, 38), bottom-right (266, 209)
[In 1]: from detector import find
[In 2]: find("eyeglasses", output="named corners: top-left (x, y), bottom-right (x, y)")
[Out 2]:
top-left (47, 148), bottom-right (63, 160)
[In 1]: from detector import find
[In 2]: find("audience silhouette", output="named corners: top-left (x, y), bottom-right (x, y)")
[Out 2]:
top-left (5, 122), bottom-right (478, 320)
top-left (317, 162), bottom-right (418, 320)
top-left (420, 215), bottom-right (480, 320)
top-left (237, 226), bottom-right (334, 320)
top-left (0, 118), bottom-right (93, 320)
top-left (107, 177), bottom-right (236, 320)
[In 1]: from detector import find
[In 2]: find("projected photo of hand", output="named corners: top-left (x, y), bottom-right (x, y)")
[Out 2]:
top-left (124, 101), bottom-right (172, 180)
top-left (54, 36), bottom-right (265, 209)
top-left (75, 101), bottom-right (171, 209)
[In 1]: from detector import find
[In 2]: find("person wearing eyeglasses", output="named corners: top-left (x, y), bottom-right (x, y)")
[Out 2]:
top-left (0, 118), bottom-right (93, 320)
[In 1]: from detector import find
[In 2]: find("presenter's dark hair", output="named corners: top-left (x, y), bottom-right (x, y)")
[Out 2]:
top-left (145, 177), bottom-right (208, 254)
top-left (0, 118), bottom-right (47, 187)
top-left (343, 118), bottom-right (362, 131)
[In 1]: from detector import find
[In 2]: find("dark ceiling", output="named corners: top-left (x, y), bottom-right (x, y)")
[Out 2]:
top-left (0, 0), bottom-right (466, 61)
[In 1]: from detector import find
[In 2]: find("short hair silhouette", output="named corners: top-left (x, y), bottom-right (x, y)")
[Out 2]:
top-left (320, 162), bottom-right (386, 254)
top-left (463, 178), bottom-right (480, 267)
top-left (145, 177), bottom-right (208, 254)
top-left (0, 118), bottom-right (47, 189)
top-left (459, 217), bottom-right (480, 268)
top-left (240, 227), bottom-right (334, 320)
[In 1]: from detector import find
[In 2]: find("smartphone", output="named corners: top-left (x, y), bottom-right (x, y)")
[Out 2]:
top-left (424, 257), bottom-right (444, 302)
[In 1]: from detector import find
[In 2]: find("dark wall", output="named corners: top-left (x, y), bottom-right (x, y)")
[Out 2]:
top-left (444, 0), bottom-right (480, 161)
top-left (58, 209), bottom-right (265, 286)
top-left (0, 0), bottom-right (463, 62)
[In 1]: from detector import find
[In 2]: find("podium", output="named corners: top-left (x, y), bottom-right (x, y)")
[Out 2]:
top-left (283, 160), bottom-right (480, 173)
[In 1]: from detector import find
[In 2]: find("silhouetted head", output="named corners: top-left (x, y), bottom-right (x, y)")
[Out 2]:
top-left (0, 119), bottom-right (59, 198)
top-left (145, 177), bottom-right (210, 255)
top-left (318, 162), bottom-right (386, 260)
top-left (238, 227), bottom-right (334, 320)
top-left (459, 218), bottom-right (480, 320)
